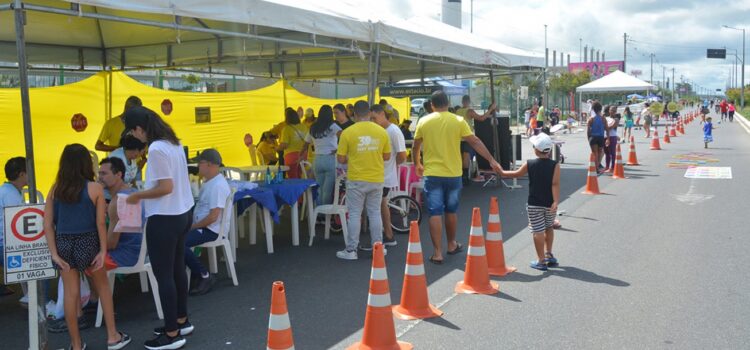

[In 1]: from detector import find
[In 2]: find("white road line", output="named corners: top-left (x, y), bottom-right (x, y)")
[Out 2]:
top-left (396, 292), bottom-right (459, 338)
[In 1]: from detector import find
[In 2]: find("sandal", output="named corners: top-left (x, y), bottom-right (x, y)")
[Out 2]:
top-left (446, 243), bottom-right (463, 255)
top-left (428, 256), bottom-right (443, 265)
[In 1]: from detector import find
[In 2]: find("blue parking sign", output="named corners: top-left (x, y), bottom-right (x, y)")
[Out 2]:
top-left (7, 255), bottom-right (22, 269)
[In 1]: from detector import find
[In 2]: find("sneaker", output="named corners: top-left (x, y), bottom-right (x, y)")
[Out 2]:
top-left (153, 320), bottom-right (194, 336)
top-left (544, 253), bottom-right (559, 267)
top-left (107, 332), bottom-right (131, 350)
top-left (336, 249), bottom-right (358, 260)
top-left (189, 275), bottom-right (215, 296)
top-left (358, 244), bottom-right (373, 251)
top-left (48, 316), bottom-right (91, 333)
top-left (530, 260), bottom-right (548, 271)
top-left (383, 236), bottom-right (398, 247)
top-left (471, 175), bottom-right (486, 182)
top-left (144, 334), bottom-right (186, 350)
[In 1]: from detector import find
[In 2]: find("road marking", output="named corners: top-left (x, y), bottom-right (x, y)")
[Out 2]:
top-left (396, 292), bottom-right (459, 338)
top-left (671, 179), bottom-right (715, 205)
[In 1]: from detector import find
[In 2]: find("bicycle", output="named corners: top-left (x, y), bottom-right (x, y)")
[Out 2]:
top-left (329, 178), bottom-right (422, 234)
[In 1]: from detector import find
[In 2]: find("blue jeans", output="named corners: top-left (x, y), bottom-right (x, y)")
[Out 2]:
top-left (424, 176), bottom-right (462, 217)
top-left (313, 154), bottom-right (336, 205)
top-left (184, 228), bottom-right (218, 276)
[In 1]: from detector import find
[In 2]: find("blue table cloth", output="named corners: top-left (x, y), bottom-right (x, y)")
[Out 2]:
top-left (234, 179), bottom-right (318, 223)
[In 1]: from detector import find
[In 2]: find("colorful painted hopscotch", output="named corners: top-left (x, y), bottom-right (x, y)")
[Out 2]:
top-left (667, 152), bottom-right (720, 169)
top-left (684, 167), bottom-right (733, 179)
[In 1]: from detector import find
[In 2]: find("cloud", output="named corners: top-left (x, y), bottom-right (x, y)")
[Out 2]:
top-left (378, 0), bottom-right (748, 92)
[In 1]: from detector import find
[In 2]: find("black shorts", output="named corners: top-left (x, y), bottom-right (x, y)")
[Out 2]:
top-left (588, 136), bottom-right (605, 148)
top-left (54, 232), bottom-right (100, 271)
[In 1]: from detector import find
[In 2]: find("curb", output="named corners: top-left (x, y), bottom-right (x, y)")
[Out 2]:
top-left (735, 112), bottom-right (750, 135)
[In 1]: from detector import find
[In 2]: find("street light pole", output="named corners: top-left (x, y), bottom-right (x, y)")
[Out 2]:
top-left (544, 24), bottom-right (548, 110)
top-left (724, 25), bottom-right (746, 108)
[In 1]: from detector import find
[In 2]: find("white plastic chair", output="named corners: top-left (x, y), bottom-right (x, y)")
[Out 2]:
top-left (96, 223), bottom-right (162, 327)
top-left (392, 164), bottom-right (411, 197)
top-left (189, 190), bottom-right (239, 287)
top-left (310, 175), bottom-right (348, 246)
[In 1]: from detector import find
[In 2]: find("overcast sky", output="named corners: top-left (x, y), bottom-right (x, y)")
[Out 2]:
top-left (374, 0), bottom-right (749, 93)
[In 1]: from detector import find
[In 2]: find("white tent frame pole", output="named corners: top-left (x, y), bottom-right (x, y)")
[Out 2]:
top-left (13, 1), bottom-right (46, 349)
top-left (20, 3), bottom-right (364, 54)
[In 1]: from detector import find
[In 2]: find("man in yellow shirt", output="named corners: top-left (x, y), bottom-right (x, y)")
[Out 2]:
top-left (336, 101), bottom-right (391, 260)
top-left (455, 95), bottom-right (496, 184)
top-left (95, 96), bottom-right (142, 152)
top-left (413, 91), bottom-right (502, 264)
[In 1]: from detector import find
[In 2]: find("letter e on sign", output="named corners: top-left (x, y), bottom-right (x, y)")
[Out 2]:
top-left (11, 207), bottom-right (45, 242)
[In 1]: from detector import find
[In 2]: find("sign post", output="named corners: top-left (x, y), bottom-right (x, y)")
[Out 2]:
top-left (4, 205), bottom-right (57, 350)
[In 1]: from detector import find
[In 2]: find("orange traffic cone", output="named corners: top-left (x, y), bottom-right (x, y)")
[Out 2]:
top-left (392, 221), bottom-right (443, 320)
top-left (669, 121), bottom-right (677, 137)
top-left (267, 281), bottom-right (295, 350)
top-left (348, 243), bottom-right (412, 350)
top-left (612, 144), bottom-right (626, 179)
top-left (582, 152), bottom-right (601, 195)
top-left (663, 125), bottom-right (671, 143)
top-left (627, 136), bottom-right (640, 165)
top-left (486, 197), bottom-right (516, 276)
top-left (455, 208), bottom-right (499, 295)
top-left (650, 130), bottom-right (661, 150)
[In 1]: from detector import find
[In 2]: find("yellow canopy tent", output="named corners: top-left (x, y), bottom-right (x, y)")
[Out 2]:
top-left (0, 71), bottom-right (409, 193)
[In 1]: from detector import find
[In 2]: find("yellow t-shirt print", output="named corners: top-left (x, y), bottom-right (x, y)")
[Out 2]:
top-left (337, 122), bottom-right (390, 183)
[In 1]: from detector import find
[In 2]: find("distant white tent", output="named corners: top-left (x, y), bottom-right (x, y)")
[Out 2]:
top-left (576, 70), bottom-right (655, 93)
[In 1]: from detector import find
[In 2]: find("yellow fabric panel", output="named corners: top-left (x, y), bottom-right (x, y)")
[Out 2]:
top-left (109, 72), bottom-right (285, 170)
top-left (0, 72), bottom-right (412, 195)
top-left (0, 73), bottom-right (108, 195)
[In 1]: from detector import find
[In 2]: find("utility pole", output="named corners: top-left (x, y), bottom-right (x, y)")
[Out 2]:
top-left (723, 25), bottom-right (746, 107)
top-left (662, 66), bottom-right (666, 90)
top-left (544, 24), bottom-right (548, 109)
top-left (623, 33), bottom-right (627, 73)
top-left (672, 68), bottom-right (675, 100)
top-left (650, 53), bottom-right (654, 84)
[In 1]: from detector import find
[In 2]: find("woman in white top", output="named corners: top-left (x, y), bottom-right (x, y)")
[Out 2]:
top-left (123, 106), bottom-right (194, 350)
top-left (300, 105), bottom-right (341, 205)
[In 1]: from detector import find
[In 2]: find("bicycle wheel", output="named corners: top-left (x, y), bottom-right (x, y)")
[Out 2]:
top-left (388, 195), bottom-right (421, 234)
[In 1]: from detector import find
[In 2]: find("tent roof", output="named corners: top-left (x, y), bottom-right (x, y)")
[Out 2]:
top-left (0, 0), bottom-right (542, 81)
top-left (576, 70), bottom-right (655, 93)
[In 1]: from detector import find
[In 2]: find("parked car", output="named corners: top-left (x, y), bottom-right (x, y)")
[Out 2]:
top-left (411, 98), bottom-right (429, 116)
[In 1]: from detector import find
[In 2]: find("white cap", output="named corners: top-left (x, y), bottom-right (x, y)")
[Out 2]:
top-left (530, 133), bottom-right (553, 153)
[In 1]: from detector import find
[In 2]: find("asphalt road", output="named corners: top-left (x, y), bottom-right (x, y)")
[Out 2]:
top-left (1, 108), bottom-right (748, 349)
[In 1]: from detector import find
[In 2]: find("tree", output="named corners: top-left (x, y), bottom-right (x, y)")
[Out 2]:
top-left (548, 70), bottom-right (591, 111)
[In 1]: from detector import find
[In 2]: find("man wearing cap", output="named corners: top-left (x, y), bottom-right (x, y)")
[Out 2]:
top-left (184, 149), bottom-right (230, 295)
top-left (496, 133), bottom-right (561, 271)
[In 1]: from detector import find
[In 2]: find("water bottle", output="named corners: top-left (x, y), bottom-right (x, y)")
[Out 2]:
top-left (265, 167), bottom-right (272, 185)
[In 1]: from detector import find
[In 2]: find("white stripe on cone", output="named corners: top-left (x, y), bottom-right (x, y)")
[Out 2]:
top-left (407, 242), bottom-right (422, 253)
top-left (267, 346), bottom-right (295, 350)
top-left (470, 227), bottom-right (483, 237)
top-left (486, 232), bottom-right (503, 241)
top-left (367, 293), bottom-right (392, 308)
top-left (370, 267), bottom-right (388, 281)
top-left (488, 214), bottom-right (500, 222)
top-left (468, 245), bottom-right (486, 257)
top-left (268, 313), bottom-right (291, 331)
top-left (404, 264), bottom-right (425, 276)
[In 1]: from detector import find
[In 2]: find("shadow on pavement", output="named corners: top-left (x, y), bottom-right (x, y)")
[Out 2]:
top-left (549, 266), bottom-right (630, 287)
top-left (423, 315), bottom-right (461, 330)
